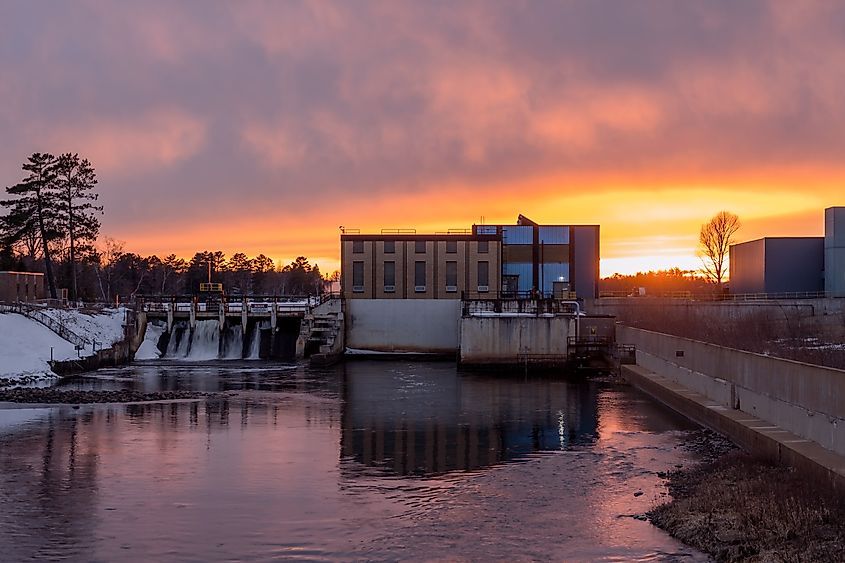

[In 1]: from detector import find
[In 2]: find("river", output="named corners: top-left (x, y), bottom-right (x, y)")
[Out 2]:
top-left (0, 361), bottom-right (710, 561)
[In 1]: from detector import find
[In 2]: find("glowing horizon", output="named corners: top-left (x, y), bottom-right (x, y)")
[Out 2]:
top-left (2, 2), bottom-right (842, 278)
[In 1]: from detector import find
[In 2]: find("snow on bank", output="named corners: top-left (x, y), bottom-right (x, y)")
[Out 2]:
top-left (135, 322), bottom-right (165, 360)
top-left (0, 308), bottom-right (128, 383)
top-left (40, 307), bottom-right (127, 347)
top-left (0, 313), bottom-right (79, 381)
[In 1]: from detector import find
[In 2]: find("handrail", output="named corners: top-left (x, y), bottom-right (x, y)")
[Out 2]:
top-left (380, 228), bottom-right (417, 234)
top-left (0, 302), bottom-right (91, 349)
top-left (598, 291), bottom-right (830, 301)
top-left (136, 292), bottom-right (343, 314)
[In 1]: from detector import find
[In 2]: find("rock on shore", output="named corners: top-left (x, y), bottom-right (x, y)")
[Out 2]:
top-left (0, 388), bottom-right (212, 404)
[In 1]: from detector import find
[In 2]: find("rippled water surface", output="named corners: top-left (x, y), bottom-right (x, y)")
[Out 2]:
top-left (0, 361), bottom-right (709, 561)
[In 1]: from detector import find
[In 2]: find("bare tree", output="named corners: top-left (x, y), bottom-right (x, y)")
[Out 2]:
top-left (699, 211), bottom-right (741, 287)
top-left (95, 236), bottom-right (125, 302)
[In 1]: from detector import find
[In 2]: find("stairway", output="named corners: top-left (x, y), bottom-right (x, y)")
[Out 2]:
top-left (304, 311), bottom-right (343, 356)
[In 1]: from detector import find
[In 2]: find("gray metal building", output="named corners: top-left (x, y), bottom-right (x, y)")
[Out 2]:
top-left (825, 207), bottom-right (845, 297)
top-left (729, 237), bottom-right (824, 295)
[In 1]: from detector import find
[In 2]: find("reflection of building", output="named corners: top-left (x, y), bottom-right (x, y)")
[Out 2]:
top-left (340, 363), bottom-right (599, 476)
top-left (729, 207), bottom-right (845, 296)
top-left (0, 271), bottom-right (45, 302)
top-left (341, 214), bottom-right (600, 300)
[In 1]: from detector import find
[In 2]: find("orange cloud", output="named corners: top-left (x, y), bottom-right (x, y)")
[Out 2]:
top-left (46, 109), bottom-right (207, 178)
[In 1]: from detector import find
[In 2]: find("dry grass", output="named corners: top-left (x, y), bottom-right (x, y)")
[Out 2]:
top-left (649, 451), bottom-right (845, 562)
top-left (615, 306), bottom-right (845, 370)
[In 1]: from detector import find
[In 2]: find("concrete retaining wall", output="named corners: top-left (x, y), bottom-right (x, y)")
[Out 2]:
top-left (623, 364), bottom-right (845, 490)
top-left (459, 316), bottom-right (571, 366)
top-left (345, 299), bottom-right (461, 353)
top-left (50, 340), bottom-right (134, 376)
top-left (590, 297), bottom-right (845, 340)
top-left (618, 325), bottom-right (845, 457)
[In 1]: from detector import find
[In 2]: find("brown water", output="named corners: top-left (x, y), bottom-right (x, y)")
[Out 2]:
top-left (0, 361), bottom-right (710, 561)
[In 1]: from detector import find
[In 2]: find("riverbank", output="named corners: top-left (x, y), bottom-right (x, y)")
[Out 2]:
top-left (649, 450), bottom-right (845, 561)
top-left (0, 308), bottom-right (127, 383)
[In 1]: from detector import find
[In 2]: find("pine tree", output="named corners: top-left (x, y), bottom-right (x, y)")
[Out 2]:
top-left (1, 153), bottom-right (61, 298)
top-left (55, 153), bottom-right (103, 300)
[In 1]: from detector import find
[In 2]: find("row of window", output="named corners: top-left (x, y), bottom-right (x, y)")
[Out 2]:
top-left (15, 282), bottom-right (37, 297)
top-left (351, 261), bottom-right (489, 293)
top-left (352, 240), bottom-right (489, 254)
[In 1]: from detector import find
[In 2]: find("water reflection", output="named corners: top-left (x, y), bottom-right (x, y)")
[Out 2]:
top-left (341, 362), bottom-right (600, 476)
top-left (0, 361), bottom-right (706, 561)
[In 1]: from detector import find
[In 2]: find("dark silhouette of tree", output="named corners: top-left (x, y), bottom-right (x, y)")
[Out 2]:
top-left (95, 236), bottom-right (125, 302)
top-left (55, 153), bottom-right (102, 301)
top-left (184, 251), bottom-right (227, 293)
top-left (227, 252), bottom-right (253, 294)
top-left (2, 153), bottom-right (62, 298)
top-left (699, 211), bottom-right (741, 287)
top-left (159, 254), bottom-right (187, 294)
top-left (281, 256), bottom-right (323, 294)
top-left (251, 254), bottom-right (276, 294)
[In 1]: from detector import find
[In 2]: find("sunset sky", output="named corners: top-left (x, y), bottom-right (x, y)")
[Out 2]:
top-left (2, 1), bottom-right (843, 276)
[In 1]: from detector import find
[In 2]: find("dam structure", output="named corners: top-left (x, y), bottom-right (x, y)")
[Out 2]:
top-left (134, 213), bottom-right (611, 367)
top-left (139, 295), bottom-right (343, 362)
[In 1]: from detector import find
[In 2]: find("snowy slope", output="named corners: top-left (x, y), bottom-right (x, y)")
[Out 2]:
top-left (0, 313), bottom-right (80, 380)
top-left (40, 307), bottom-right (127, 347)
top-left (0, 308), bottom-right (128, 382)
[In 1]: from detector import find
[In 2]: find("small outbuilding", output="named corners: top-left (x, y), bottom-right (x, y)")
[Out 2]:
top-left (0, 271), bottom-right (46, 302)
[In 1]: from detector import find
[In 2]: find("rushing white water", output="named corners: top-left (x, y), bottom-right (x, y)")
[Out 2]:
top-left (221, 324), bottom-right (243, 359)
top-left (163, 320), bottom-right (265, 360)
top-left (247, 321), bottom-right (268, 359)
top-left (186, 320), bottom-right (221, 360)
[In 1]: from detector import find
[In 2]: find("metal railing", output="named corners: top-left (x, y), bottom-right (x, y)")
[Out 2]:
top-left (599, 290), bottom-right (830, 301)
top-left (462, 290), bottom-right (579, 301)
top-left (380, 228), bottom-right (417, 234)
top-left (136, 292), bottom-right (342, 314)
top-left (0, 302), bottom-right (91, 349)
top-left (461, 292), bottom-right (581, 318)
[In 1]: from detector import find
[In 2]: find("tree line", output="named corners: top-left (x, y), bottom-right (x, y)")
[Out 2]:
top-left (600, 268), bottom-right (713, 296)
top-left (94, 244), bottom-right (328, 301)
top-left (2, 153), bottom-right (101, 300)
top-left (2, 153), bottom-right (331, 302)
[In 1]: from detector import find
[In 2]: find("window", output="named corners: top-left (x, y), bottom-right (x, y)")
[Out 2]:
top-left (477, 261), bottom-right (489, 289)
top-left (352, 261), bottom-right (364, 292)
top-left (478, 240), bottom-right (489, 254)
top-left (415, 240), bottom-right (426, 253)
top-left (415, 261), bottom-right (426, 290)
top-left (446, 240), bottom-right (457, 253)
top-left (384, 240), bottom-right (395, 254)
top-left (446, 261), bottom-right (458, 291)
top-left (383, 261), bottom-right (395, 290)
top-left (352, 240), bottom-right (364, 254)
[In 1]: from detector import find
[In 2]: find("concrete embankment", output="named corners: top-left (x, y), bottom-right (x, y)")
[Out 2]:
top-left (50, 309), bottom-right (146, 376)
top-left (618, 325), bottom-right (845, 489)
top-left (49, 340), bottom-right (136, 375)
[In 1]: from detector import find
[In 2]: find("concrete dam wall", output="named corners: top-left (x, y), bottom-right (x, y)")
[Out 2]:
top-left (345, 299), bottom-right (461, 354)
top-left (459, 316), bottom-right (572, 366)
